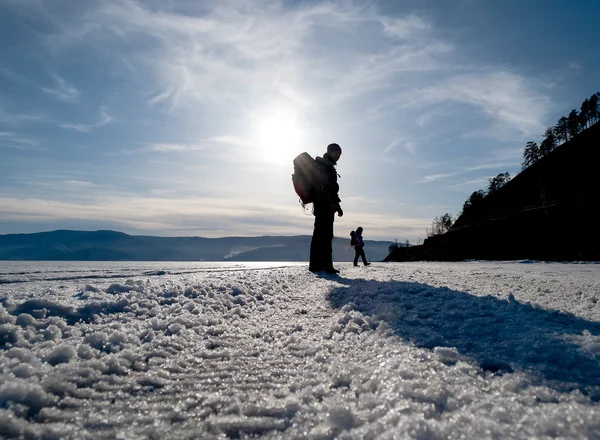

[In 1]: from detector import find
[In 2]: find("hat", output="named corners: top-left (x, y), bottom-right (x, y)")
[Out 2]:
top-left (327, 143), bottom-right (342, 154)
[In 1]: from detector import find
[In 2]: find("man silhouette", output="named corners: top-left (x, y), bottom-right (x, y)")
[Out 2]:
top-left (309, 143), bottom-right (343, 274)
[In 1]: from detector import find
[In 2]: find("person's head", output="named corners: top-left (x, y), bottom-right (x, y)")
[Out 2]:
top-left (356, 226), bottom-right (363, 234)
top-left (326, 143), bottom-right (342, 163)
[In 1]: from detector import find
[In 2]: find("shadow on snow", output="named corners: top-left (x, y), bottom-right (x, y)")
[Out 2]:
top-left (326, 277), bottom-right (600, 400)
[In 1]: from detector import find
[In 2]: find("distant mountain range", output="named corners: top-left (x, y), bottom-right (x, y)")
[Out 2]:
top-left (0, 230), bottom-right (393, 262)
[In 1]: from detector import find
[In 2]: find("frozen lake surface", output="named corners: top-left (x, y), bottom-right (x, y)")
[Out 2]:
top-left (1, 261), bottom-right (600, 439)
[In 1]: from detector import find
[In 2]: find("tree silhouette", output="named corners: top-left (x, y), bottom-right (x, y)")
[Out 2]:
top-left (440, 213), bottom-right (453, 231)
top-left (539, 127), bottom-right (557, 156)
top-left (458, 90), bottom-right (599, 229)
top-left (426, 213), bottom-right (454, 237)
top-left (580, 98), bottom-right (591, 129)
top-left (589, 93), bottom-right (599, 125)
top-left (554, 116), bottom-right (569, 144)
top-left (462, 189), bottom-right (486, 213)
top-left (567, 109), bottom-right (581, 139)
top-left (487, 172), bottom-right (511, 194)
top-left (522, 141), bottom-right (540, 169)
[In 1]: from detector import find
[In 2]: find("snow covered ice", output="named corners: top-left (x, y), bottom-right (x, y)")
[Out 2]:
top-left (1, 260), bottom-right (600, 439)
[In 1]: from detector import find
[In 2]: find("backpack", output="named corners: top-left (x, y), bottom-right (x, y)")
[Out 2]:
top-left (350, 231), bottom-right (356, 246)
top-left (292, 152), bottom-right (318, 207)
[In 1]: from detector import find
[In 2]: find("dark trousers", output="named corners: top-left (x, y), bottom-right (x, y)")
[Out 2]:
top-left (354, 246), bottom-right (368, 265)
top-left (309, 202), bottom-right (334, 271)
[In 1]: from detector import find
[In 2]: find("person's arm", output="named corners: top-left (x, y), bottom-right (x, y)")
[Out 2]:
top-left (317, 163), bottom-right (342, 215)
top-left (318, 173), bottom-right (340, 204)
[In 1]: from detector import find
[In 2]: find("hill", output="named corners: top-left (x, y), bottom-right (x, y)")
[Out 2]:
top-left (0, 230), bottom-right (392, 262)
top-left (387, 123), bottom-right (600, 261)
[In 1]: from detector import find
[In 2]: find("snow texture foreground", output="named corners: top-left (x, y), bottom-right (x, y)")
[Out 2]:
top-left (1, 261), bottom-right (600, 439)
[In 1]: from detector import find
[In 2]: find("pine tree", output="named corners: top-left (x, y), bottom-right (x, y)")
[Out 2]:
top-left (580, 98), bottom-right (591, 129)
top-left (487, 172), bottom-right (511, 194)
top-left (589, 93), bottom-right (599, 125)
top-left (567, 109), bottom-right (581, 139)
top-left (522, 141), bottom-right (540, 169)
top-left (554, 116), bottom-right (569, 144)
top-left (539, 127), bottom-right (556, 156)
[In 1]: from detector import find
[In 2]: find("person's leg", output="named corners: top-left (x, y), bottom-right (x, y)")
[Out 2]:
top-left (323, 208), bottom-right (335, 270)
top-left (310, 203), bottom-right (334, 271)
top-left (353, 248), bottom-right (359, 266)
top-left (309, 214), bottom-right (325, 271)
top-left (361, 248), bottom-right (369, 265)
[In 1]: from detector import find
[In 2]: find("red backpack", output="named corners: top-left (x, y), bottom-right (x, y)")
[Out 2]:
top-left (292, 152), bottom-right (318, 207)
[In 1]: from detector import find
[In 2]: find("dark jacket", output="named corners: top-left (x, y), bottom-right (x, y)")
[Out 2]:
top-left (355, 232), bottom-right (365, 247)
top-left (315, 153), bottom-right (340, 205)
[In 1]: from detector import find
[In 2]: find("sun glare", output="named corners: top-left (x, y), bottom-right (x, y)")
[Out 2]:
top-left (255, 111), bottom-right (302, 165)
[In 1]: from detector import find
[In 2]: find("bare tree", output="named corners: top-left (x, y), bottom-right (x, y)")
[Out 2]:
top-left (426, 213), bottom-right (454, 237)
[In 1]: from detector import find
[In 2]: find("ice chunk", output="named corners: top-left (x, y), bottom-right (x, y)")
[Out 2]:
top-left (328, 406), bottom-right (359, 430)
top-left (43, 324), bottom-right (62, 341)
top-left (106, 284), bottom-right (140, 294)
top-left (208, 416), bottom-right (287, 436)
top-left (46, 344), bottom-right (77, 365)
top-left (0, 380), bottom-right (57, 412)
top-left (15, 313), bottom-right (36, 327)
top-left (84, 332), bottom-right (108, 351)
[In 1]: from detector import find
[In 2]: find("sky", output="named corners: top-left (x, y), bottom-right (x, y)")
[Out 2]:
top-left (0, 0), bottom-right (598, 242)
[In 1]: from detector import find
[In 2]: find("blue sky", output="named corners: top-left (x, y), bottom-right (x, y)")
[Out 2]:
top-left (0, 0), bottom-right (598, 241)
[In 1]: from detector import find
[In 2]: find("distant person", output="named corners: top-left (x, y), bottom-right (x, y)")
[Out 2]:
top-left (309, 143), bottom-right (343, 274)
top-left (352, 226), bottom-right (370, 267)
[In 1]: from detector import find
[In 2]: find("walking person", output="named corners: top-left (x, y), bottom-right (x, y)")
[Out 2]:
top-left (309, 143), bottom-right (343, 274)
top-left (353, 227), bottom-right (370, 267)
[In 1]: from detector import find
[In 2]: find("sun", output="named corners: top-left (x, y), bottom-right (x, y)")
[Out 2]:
top-left (255, 111), bottom-right (303, 164)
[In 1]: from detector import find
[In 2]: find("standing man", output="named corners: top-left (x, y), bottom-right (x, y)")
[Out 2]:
top-left (309, 143), bottom-right (343, 274)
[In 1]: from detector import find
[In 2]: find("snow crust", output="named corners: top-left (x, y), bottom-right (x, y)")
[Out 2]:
top-left (0, 260), bottom-right (599, 439)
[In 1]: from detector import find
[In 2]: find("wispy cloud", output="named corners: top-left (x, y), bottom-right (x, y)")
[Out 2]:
top-left (61, 180), bottom-right (106, 188)
top-left (419, 173), bottom-right (458, 183)
top-left (0, 131), bottom-right (45, 151)
top-left (6, 175), bottom-right (114, 191)
top-left (446, 178), bottom-right (490, 190)
top-left (30, 1), bottom-right (450, 110)
top-left (0, 68), bottom-right (22, 82)
top-left (419, 72), bottom-right (550, 137)
top-left (1, 0), bottom-right (569, 240)
top-left (61, 106), bottom-right (113, 132)
top-left (464, 161), bottom-right (521, 173)
top-left (382, 15), bottom-right (432, 40)
top-left (113, 135), bottom-right (258, 164)
top-left (382, 137), bottom-right (421, 156)
top-left (41, 75), bottom-right (79, 102)
top-left (14, 0), bottom-right (551, 139)
top-left (117, 142), bottom-right (206, 155)
top-left (0, 104), bottom-right (46, 126)
top-left (0, 193), bottom-right (424, 240)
